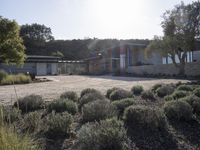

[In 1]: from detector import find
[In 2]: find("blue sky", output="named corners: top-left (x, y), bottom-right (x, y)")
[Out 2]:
top-left (0, 0), bottom-right (193, 40)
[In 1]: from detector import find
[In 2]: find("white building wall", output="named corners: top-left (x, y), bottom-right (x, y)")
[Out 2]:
top-left (36, 63), bottom-right (47, 75)
top-left (51, 63), bottom-right (58, 75)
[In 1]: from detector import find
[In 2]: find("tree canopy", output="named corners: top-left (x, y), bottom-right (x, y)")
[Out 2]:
top-left (20, 23), bottom-right (54, 48)
top-left (146, 1), bottom-right (200, 75)
top-left (0, 16), bottom-right (25, 64)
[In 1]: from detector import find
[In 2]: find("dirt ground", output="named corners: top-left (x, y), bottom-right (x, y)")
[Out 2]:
top-left (0, 75), bottom-right (189, 104)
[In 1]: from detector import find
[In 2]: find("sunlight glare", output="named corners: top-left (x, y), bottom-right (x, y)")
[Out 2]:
top-left (90, 0), bottom-right (145, 37)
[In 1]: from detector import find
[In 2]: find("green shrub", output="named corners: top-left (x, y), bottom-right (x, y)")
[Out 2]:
top-left (82, 100), bottom-right (116, 123)
top-left (0, 106), bottom-right (21, 123)
top-left (14, 95), bottom-right (44, 113)
top-left (106, 87), bottom-right (120, 98)
top-left (123, 106), bottom-right (167, 131)
top-left (151, 83), bottom-right (163, 92)
top-left (0, 107), bottom-right (40, 150)
top-left (110, 89), bottom-right (132, 101)
top-left (156, 85), bottom-right (174, 97)
top-left (1, 74), bottom-right (31, 85)
top-left (112, 98), bottom-right (135, 116)
top-left (177, 85), bottom-right (193, 91)
top-left (15, 74), bottom-right (32, 84)
top-left (22, 111), bottom-right (42, 133)
top-left (180, 95), bottom-right (200, 114)
top-left (164, 95), bottom-right (174, 101)
top-left (60, 91), bottom-right (78, 102)
top-left (141, 90), bottom-right (155, 100)
top-left (77, 118), bottom-right (131, 150)
top-left (194, 88), bottom-right (200, 97)
top-left (0, 70), bottom-right (8, 81)
top-left (80, 88), bottom-right (100, 97)
top-left (0, 126), bottom-right (40, 150)
top-left (171, 90), bottom-right (189, 99)
top-left (79, 92), bottom-right (105, 109)
top-left (131, 85), bottom-right (144, 96)
top-left (45, 112), bottom-right (73, 138)
top-left (47, 99), bottom-right (78, 115)
top-left (164, 100), bottom-right (193, 121)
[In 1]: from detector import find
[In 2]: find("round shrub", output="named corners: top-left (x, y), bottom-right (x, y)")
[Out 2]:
top-left (82, 100), bottom-right (116, 123)
top-left (151, 83), bottom-right (163, 92)
top-left (80, 88), bottom-right (100, 97)
top-left (163, 100), bottom-right (193, 121)
top-left (194, 88), bottom-right (200, 97)
top-left (164, 95), bottom-right (174, 101)
top-left (177, 85), bottom-right (193, 91)
top-left (123, 106), bottom-right (167, 131)
top-left (180, 95), bottom-right (200, 114)
top-left (14, 95), bottom-right (44, 113)
top-left (156, 85), bottom-right (174, 97)
top-left (131, 85), bottom-right (144, 96)
top-left (79, 92), bottom-right (105, 109)
top-left (45, 112), bottom-right (73, 138)
top-left (106, 87), bottom-right (120, 98)
top-left (141, 90), bottom-right (155, 100)
top-left (47, 99), bottom-right (78, 115)
top-left (77, 118), bottom-right (131, 150)
top-left (171, 90), bottom-right (189, 99)
top-left (22, 111), bottom-right (42, 133)
top-left (112, 98), bottom-right (135, 116)
top-left (110, 89), bottom-right (132, 101)
top-left (60, 91), bottom-right (78, 102)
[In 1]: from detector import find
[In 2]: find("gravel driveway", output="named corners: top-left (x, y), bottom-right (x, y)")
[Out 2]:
top-left (0, 75), bottom-right (189, 104)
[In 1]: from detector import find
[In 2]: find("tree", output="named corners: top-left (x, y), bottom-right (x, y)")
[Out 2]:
top-left (20, 23), bottom-right (54, 49)
top-left (146, 1), bottom-right (200, 75)
top-left (0, 16), bottom-right (25, 64)
top-left (51, 50), bottom-right (64, 57)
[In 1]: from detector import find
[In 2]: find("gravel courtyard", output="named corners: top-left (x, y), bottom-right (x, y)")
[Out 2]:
top-left (0, 75), bottom-right (189, 104)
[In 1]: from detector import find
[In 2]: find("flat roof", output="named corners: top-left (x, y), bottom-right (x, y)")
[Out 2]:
top-left (26, 55), bottom-right (61, 59)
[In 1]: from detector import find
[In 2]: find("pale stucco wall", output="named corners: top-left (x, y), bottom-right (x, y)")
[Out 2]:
top-left (51, 63), bottom-right (58, 75)
top-left (127, 62), bottom-right (200, 76)
top-left (36, 63), bottom-right (47, 75)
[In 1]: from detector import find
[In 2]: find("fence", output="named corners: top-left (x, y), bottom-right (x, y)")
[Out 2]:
top-left (58, 63), bottom-right (88, 75)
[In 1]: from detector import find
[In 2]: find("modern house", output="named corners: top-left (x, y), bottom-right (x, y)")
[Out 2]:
top-left (87, 41), bottom-right (200, 76)
top-left (0, 55), bottom-right (60, 75)
top-left (86, 43), bottom-right (162, 74)
top-left (1, 41), bottom-right (200, 76)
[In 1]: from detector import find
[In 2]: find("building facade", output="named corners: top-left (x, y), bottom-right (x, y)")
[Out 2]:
top-left (0, 55), bottom-right (60, 75)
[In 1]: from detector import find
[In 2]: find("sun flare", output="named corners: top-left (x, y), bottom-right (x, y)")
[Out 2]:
top-left (89, 0), bottom-right (145, 37)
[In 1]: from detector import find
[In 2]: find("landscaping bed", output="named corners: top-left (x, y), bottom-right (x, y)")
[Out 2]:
top-left (0, 70), bottom-right (51, 86)
top-left (1, 82), bottom-right (200, 149)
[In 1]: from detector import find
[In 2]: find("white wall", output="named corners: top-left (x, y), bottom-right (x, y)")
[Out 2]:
top-left (51, 63), bottom-right (58, 75)
top-left (36, 63), bottom-right (47, 75)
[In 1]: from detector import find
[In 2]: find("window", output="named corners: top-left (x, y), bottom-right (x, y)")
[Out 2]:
top-left (162, 51), bottom-right (193, 64)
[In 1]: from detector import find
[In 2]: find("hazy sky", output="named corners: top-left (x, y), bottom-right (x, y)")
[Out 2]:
top-left (0, 0), bottom-right (193, 40)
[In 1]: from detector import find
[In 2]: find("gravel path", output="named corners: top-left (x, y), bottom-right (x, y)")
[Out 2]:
top-left (0, 75), bottom-right (189, 104)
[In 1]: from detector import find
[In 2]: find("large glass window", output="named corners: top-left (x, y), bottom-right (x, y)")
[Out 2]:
top-left (162, 51), bottom-right (193, 64)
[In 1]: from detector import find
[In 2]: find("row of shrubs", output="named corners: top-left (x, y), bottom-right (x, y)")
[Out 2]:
top-left (13, 84), bottom-right (200, 121)
top-left (0, 70), bottom-right (31, 85)
top-left (4, 82), bottom-right (200, 150)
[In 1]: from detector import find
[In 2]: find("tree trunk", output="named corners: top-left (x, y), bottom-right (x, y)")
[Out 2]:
top-left (177, 63), bottom-right (185, 76)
